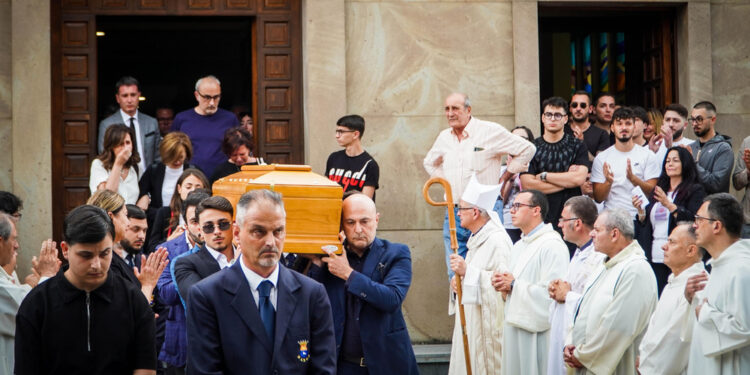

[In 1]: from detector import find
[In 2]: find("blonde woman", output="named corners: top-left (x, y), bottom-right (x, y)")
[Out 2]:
top-left (137, 131), bottom-right (194, 218)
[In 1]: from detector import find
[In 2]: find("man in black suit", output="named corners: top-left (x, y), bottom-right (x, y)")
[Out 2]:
top-left (186, 189), bottom-right (336, 375)
top-left (173, 195), bottom-right (236, 305)
top-left (98, 76), bottom-right (161, 173)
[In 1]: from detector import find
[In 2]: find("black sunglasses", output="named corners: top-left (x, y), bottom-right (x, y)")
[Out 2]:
top-left (202, 220), bottom-right (232, 234)
top-left (570, 102), bottom-right (587, 109)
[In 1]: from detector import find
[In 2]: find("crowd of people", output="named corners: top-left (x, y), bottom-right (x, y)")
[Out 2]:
top-left (1, 79), bottom-right (750, 375)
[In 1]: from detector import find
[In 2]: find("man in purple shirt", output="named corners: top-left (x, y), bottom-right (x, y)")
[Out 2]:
top-left (171, 75), bottom-right (239, 177)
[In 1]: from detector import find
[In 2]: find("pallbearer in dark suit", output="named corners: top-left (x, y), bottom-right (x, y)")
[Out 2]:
top-left (186, 190), bottom-right (336, 375)
top-left (307, 193), bottom-right (419, 375)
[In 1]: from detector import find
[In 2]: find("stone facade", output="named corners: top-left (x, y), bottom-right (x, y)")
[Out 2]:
top-left (1, 0), bottom-right (749, 342)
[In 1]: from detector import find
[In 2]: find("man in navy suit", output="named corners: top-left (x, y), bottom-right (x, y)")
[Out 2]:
top-left (307, 193), bottom-right (419, 374)
top-left (186, 189), bottom-right (336, 375)
top-left (173, 195), bottom-right (236, 306)
top-left (98, 76), bottom-right (161, 173)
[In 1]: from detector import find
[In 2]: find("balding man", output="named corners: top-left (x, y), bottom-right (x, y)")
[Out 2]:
top-left (565, 209), bottom-right (657, 374)
top-left (638, 222), bottom-right (705, 375)
top-left (424, 93), bottom-right (535, 278)
top-left (171, 75), bottom-right (239, 176)
top-left (308, 194), bottom-right (418, 374)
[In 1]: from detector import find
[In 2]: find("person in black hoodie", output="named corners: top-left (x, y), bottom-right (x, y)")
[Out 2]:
top-left (633, 146), bottom-right (706, 295)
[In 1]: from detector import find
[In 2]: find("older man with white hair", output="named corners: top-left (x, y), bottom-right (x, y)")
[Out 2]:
top-left (448, 176), bottom-right (513, 374)
top-left (564, 208), bottom-right (657, 374)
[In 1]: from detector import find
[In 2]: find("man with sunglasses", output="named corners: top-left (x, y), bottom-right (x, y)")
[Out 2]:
top-left (173, 195), bottom-right (236, 307)
top-left (325, 114), bottom-right (380, 200)
top-left (687, 101), bottom-right (733, 194)
top-left (569, 90), bottom-right (609, 161)
top-left (171, 75), bottom-right (239, 177)
top-left (492, 190), bottom-right (568, 375)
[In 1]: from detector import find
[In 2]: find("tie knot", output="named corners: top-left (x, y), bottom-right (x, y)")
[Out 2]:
top-left (258, 280), bottom-right (273, 298)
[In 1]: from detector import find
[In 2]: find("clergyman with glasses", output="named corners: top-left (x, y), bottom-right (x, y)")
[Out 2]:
top-left (173, 196), bottom-right (237, 306)
top-left (171, 75), bottom-right (239, 177)
top-left (324, 114), bottom-right (380, 200)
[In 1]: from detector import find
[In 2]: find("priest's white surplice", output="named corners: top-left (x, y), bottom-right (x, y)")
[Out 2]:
top-left (547, 241), bottom-right (605, 375)
top-left (687, 239), bottom-right (750, 375)
top-left (570, 240), bottom-right (657, 375)
top-left (501, 223), bottom-right (569, 375)
top-left (1, 267), bottom-right (32, 375)
top-left (449, 219), bottom-right (513, 375)
top-left (639, 261), bottom-right (705, 375)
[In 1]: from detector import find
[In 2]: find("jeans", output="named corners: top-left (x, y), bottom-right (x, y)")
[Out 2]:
top-left (443, 199), bottom-right (504, 278)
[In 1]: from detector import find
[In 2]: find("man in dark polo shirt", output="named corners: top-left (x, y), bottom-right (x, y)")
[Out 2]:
top-left (307, 194), bottom-right (418, 374)
top-left (15, 205), bottom-right (156, 375)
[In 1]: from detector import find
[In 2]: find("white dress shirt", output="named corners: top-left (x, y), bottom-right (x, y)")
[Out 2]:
top-left (239, 256), bottom-right (279, 310)
top-left (205, 245), bottom-right (236, 269)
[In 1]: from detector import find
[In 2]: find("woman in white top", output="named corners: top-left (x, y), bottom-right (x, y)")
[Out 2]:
top-left (89, 124), bottom-right (140, 204)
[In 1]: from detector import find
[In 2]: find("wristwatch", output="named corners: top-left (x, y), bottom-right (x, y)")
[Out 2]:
top-left (540, 172), bottom-right (548, 182)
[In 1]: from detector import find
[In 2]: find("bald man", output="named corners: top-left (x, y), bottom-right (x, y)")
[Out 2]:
top-left (171, 75), bottom-right (239, 176)
top-left (307, 194), bottom-right (419, 374)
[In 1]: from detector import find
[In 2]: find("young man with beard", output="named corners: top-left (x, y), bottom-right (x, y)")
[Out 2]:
top-left (687, 101), bottom-right (734, 194)
top-left (591, 107), bottom-right (661, 217)
top-left (522, 96), bottom-right (590, 229)
top-left (569, 90), bottom-right (609, 160)
top-left (649, 103), bottom-right (694, 162)
top-left (173, 195), bottom-right (236, 306)
top-left (156, 189), bottom-right (210, 375)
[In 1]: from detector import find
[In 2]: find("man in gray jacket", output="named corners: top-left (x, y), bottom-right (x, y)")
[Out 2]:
top-left (98, 76), bottom-right (160, 174)
top-left (688, 101), bottom-right (733, 194)
top-left (733, 135), bottom-right (750, 238)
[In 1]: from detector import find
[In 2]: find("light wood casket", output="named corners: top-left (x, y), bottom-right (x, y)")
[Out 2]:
top-left (212, 164), bottom-right (343, 254)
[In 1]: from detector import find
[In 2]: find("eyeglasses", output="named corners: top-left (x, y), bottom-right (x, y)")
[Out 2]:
top-left (510, 202), bottom-right (536, 211)
top-left (558, 217), bottom-right (579, 223)
top-left (687, 116), bottom-right (713, 124)
top-left (201, 220), bottom-right (232, 234)
top-left (335, 130), bottom-right (356, 136)
top-left (543, 112), bottom-right (566, 120)
top-left (694, 214), bottom-right (717, 223)
top-left (197, 91), bottom-right (221, 102)
top-left (570, 102), bottom-right (587, 109)
top-left (457, 206), bottom-right (475, 211)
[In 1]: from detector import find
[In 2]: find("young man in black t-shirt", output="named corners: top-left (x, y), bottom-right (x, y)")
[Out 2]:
top-left (520, 97), bottom-right (591, 228)
top-left (325, 114), bottom-right (380, 199)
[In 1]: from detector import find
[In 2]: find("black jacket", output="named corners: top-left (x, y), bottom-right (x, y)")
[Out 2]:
top-left (173, 246), bottom-right (221, 306)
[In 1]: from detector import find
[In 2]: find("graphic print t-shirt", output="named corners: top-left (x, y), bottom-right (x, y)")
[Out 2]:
top-left (325, 150), bottom-right (380, 195)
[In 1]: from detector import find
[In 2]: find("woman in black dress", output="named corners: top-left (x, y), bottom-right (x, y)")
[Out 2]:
top-left (209, 126), bottom-right (265, 184)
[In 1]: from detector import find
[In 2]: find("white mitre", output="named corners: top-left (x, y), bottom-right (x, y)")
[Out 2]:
top-left (460, 174), bottom-right (502, 226)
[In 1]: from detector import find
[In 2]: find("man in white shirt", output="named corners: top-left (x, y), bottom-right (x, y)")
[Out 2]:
top-left (649, 103), bottom-right (694, 162)
top-left (638, 222), bottom-right (705, 375)
top-left (492, 190), bottom-right (569, 375)
top-left (547, 197), bottom-right (605, 375)
top-left (592, 107), bottom-right (661, 217)
top-left (424, 93), bottom-right (535, 278)
top-left (564, 208), bottom-right (657, 374)
top-left (686, 193), bottom-right (750, 375)
top-left (98, 76), bottom-right (160, 173)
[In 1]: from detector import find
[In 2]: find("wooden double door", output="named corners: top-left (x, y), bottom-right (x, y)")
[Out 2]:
top-left (51, 0), bottom-right (304, 239)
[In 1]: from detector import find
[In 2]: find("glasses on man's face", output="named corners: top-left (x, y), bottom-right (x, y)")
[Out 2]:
top-left (694, 214), bottom-right (717, 224)
top-left (510, 202), bottom-right (536, 211)
top-left (457, 206), bottom-right (475, 211)
top-left (570, 102), bottom-right (587, 109)
top-left (543, 112), bottom-right (566, 121)
top-left (335, 129), bottom-right (355, 136)
top-left (688, 116), bottom-right (712, 125)
top-left (197, 91), bottom-right (221, 102)
top-left (201, 220), bottom-right (232, 234)
top-left (558, 217), bottom-right (579, 224)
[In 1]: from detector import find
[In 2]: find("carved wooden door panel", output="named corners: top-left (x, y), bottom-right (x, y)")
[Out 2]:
top-left (641, 16), bottom-right (675, 109)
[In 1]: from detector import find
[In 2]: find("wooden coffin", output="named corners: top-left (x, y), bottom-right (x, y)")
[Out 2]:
top-left (212, 164), bottom-right (343, 254)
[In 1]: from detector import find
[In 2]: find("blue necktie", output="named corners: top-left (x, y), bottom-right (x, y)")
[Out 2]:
top-left (125, 254), bottom-right (135, 269)
top-left (258, 280), bottom-right (275, 344)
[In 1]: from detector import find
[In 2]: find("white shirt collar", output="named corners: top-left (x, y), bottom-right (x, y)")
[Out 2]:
top-left (119, 109), bottom-right (139, 122)
top-left (205, 245), bottom-right (236, 268)
top-left (239, 255), bottom-right (280, 292)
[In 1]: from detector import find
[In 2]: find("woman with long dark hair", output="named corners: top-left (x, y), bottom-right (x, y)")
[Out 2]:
top-left (147, 168), bottom-right (209, 252)
top-left (89, 124), bottom-right (141, 204)
top-left (633, 146), bottom-right (705, 294)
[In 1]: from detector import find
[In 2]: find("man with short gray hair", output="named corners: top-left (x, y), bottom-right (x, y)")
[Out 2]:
top-left (171, 75), bottom-right (239, 177)
top-left (564, 208), bottom-right (657, 374)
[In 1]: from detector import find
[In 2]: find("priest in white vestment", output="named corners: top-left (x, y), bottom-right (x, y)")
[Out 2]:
top-left (687, 194), bottom-right (750, 375)
top-left (448, 175), bottom-right (512, 375)
top-left (638, 222), bottom-right (705, 375)
top-left (565, 208), bottom-right (657, 374)
top-left (492, 190), bottom-right (569, 375)
top-left (547, 197), bottom-right (605, 375)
